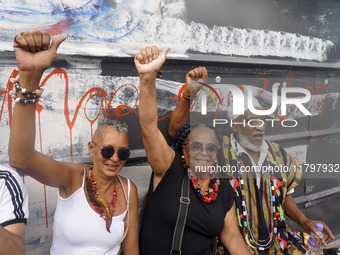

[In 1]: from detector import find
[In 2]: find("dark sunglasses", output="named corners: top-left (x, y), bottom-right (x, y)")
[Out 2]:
top-left (92, 141), bottom-right (131, 161)
top-left (187, 142), bottom-right (220, 156)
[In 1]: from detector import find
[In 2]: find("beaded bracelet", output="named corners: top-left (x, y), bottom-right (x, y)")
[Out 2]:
top-left (9, 90), bottom-right (43, 103)
top-left (182, 93), bottom-right (197, 100)
top-left (13, 97), bottom-right (42, 104)
top-left (10, 78), bottom-right (44, 99)
top-left (9, 77), bottom-right (43, 104)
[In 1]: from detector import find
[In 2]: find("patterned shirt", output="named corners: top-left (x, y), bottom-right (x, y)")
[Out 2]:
top-left (222, 135), bottom-right (307, 255)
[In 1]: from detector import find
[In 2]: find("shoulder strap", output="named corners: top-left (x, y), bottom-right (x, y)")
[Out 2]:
top-left (104, 175), bottom-right (129, 254)
top-left (170, 175), bottom-right (191, 255)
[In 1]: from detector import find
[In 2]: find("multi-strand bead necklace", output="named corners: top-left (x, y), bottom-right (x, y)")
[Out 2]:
top-left (87, 164), bottom-right (117, 220)
top-left (234, 141), bottom-right (277, 250)
top-left (182, 158), bottom-right (220, 204)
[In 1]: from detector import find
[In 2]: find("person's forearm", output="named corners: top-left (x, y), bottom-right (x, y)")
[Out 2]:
top-left (8, 72), bottom-right (42, 170)
top-left (221, 204), bottom-right (250, 254)
top-left (168, 95), bottom-right (191, 137)
top-left (224, 231), bottom-right (250, 255)
top-left (139, 73), bottom-right (158, 135)
top-left (284, 194), bottom-right (308, 226)
top-left (0, 226), bottom-right (25, 255)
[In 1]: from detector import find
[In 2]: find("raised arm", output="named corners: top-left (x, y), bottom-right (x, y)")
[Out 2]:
top-left (135, 46), bottom-right (174, 182)
top-left (8, 31), bottom-right (81, 196)
top-left (284, 194), bottom-right (334, 246)
top-left (168, 67), bottom-right (207, 137)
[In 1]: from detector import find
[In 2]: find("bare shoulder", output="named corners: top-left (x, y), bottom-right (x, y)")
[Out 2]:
top-left (118, 176), bottom-right (138, 199)
top-left (129, 179), bottom-right (138, 197)
top-left (118, 176), bottom-right (137, 191)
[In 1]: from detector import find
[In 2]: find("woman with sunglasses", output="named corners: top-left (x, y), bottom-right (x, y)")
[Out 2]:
top-left (135, 46), bottom-right (250, 255)
top-left (8, 31), bottom-right (139, 255)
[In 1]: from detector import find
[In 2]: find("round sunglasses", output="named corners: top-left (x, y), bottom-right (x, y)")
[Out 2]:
top-left (92, 141), bottom-right (131, 161)
top-left (187, 141), bottom-right (220, 156)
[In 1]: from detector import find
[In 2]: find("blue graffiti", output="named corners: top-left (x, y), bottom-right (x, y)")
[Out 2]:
top-left (0, 0), bottom-right (147, 42)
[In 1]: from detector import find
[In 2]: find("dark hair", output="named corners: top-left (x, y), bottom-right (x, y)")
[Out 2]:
top-left (172, 123), bottom-right (221, 154)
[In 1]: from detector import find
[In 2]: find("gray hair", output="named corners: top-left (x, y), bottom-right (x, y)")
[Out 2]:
top-left (93, 118), bottom-right (128, 141)
top-left (97, 118), bottom-right (128, 133)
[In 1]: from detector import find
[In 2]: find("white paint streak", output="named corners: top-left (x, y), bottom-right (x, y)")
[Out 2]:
top-left (185, 24), bottom-right (333, 61)
top-left (0, 0), bottom-right (334, 61)
top-left (60, 41), bottom-right (131, 57)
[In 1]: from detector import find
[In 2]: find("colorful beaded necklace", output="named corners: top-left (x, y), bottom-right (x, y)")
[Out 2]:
top-left (87, 164), bottom-right (117, 220)
top-left (182, 158), bottom-right (220, 204)
top-left (234, 140), bottom-right (277, 250)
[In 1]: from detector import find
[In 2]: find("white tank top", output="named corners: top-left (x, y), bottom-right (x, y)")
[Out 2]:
top-left (50, 170), bottom-right (130, 255)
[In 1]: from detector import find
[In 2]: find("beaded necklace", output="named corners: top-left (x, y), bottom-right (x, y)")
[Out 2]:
top-left (233, 140), bottom-right (277, 250)
top-left (87, 165), bottom-right (117, 220)
top-left (182, 158), bottom-right (220, 204)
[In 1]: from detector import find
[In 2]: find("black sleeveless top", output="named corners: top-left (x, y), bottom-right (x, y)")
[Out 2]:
top-left (139, 152), bottom-right (235, 255)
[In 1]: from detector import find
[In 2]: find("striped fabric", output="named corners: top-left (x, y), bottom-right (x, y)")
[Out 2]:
top-left (222, 136), bottom-right (306, 255)
top-left (0, 166), bottom-right (28, 227)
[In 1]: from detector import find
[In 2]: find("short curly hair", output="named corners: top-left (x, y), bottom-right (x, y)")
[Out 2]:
top-left (97, 118), bottom-right (128, 133)
top-left (93, 118), bottom-right (128, 141)
top-left (173, 123), bottom-right (220, 154)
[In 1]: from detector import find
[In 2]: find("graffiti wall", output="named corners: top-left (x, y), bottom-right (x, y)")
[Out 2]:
top-left (0, 58), bottom-right (181, 254)
top-left (0, 66), bottom-right (181, 163)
